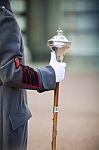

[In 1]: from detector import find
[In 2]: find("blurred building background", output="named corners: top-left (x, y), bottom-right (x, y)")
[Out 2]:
top-left (10, 0), bottom-right (99, 67)
top-left (11, 0), bottom-right (99, 73)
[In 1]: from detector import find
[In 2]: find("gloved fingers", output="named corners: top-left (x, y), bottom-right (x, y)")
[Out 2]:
top-left (50, 51), bottom-right (57, 63)
top-left (55, 64), bottom-right (66, 82)
top-left (56, 72), bottom-right (65, 82)
top-left (61, 62), bottom-right (66, 67)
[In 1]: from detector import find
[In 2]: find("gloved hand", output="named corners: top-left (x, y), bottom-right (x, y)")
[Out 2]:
top-left (49, 51), bottom-right (66, 82)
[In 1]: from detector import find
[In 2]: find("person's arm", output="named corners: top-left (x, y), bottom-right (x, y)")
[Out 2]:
top-left (0, 7), bottom-right (56, 91)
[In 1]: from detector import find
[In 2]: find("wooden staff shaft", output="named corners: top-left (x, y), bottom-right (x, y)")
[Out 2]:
top-left (51, 82), bottom-right (59, 150)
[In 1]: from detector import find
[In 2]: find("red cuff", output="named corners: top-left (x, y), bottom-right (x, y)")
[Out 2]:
top-left (22, 66), bottom-right (40, 88)
top-left (15, 57), bottom-right (21, 69)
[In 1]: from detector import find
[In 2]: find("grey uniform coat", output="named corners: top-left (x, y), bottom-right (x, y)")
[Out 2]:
top-left (0, 2), bottom-right (56, 150)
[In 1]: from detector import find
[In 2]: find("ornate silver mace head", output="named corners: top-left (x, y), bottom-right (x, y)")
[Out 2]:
top-left (47, 27), bottom-right (71, 62)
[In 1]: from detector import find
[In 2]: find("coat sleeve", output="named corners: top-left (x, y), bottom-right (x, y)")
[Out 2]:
top-left (0, 7), bottom-right (56, 91)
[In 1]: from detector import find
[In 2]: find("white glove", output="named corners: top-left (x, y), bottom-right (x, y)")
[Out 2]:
top-left (49, 51), bottom-right (66, 82)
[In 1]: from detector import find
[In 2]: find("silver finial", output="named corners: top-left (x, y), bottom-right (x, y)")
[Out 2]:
top-left (57, 27), bottom-right (63, 35)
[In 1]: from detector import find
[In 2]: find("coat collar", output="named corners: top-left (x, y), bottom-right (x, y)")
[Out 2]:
top-left (0, 0), bottom-right (12, 12)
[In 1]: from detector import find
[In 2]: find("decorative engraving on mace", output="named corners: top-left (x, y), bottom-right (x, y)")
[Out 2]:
top-left (47, 27), bottom-right (71, 62)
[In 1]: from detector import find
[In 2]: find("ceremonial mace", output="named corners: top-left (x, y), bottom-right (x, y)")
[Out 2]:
top-left (47, 28), bottom-right (71, 150)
